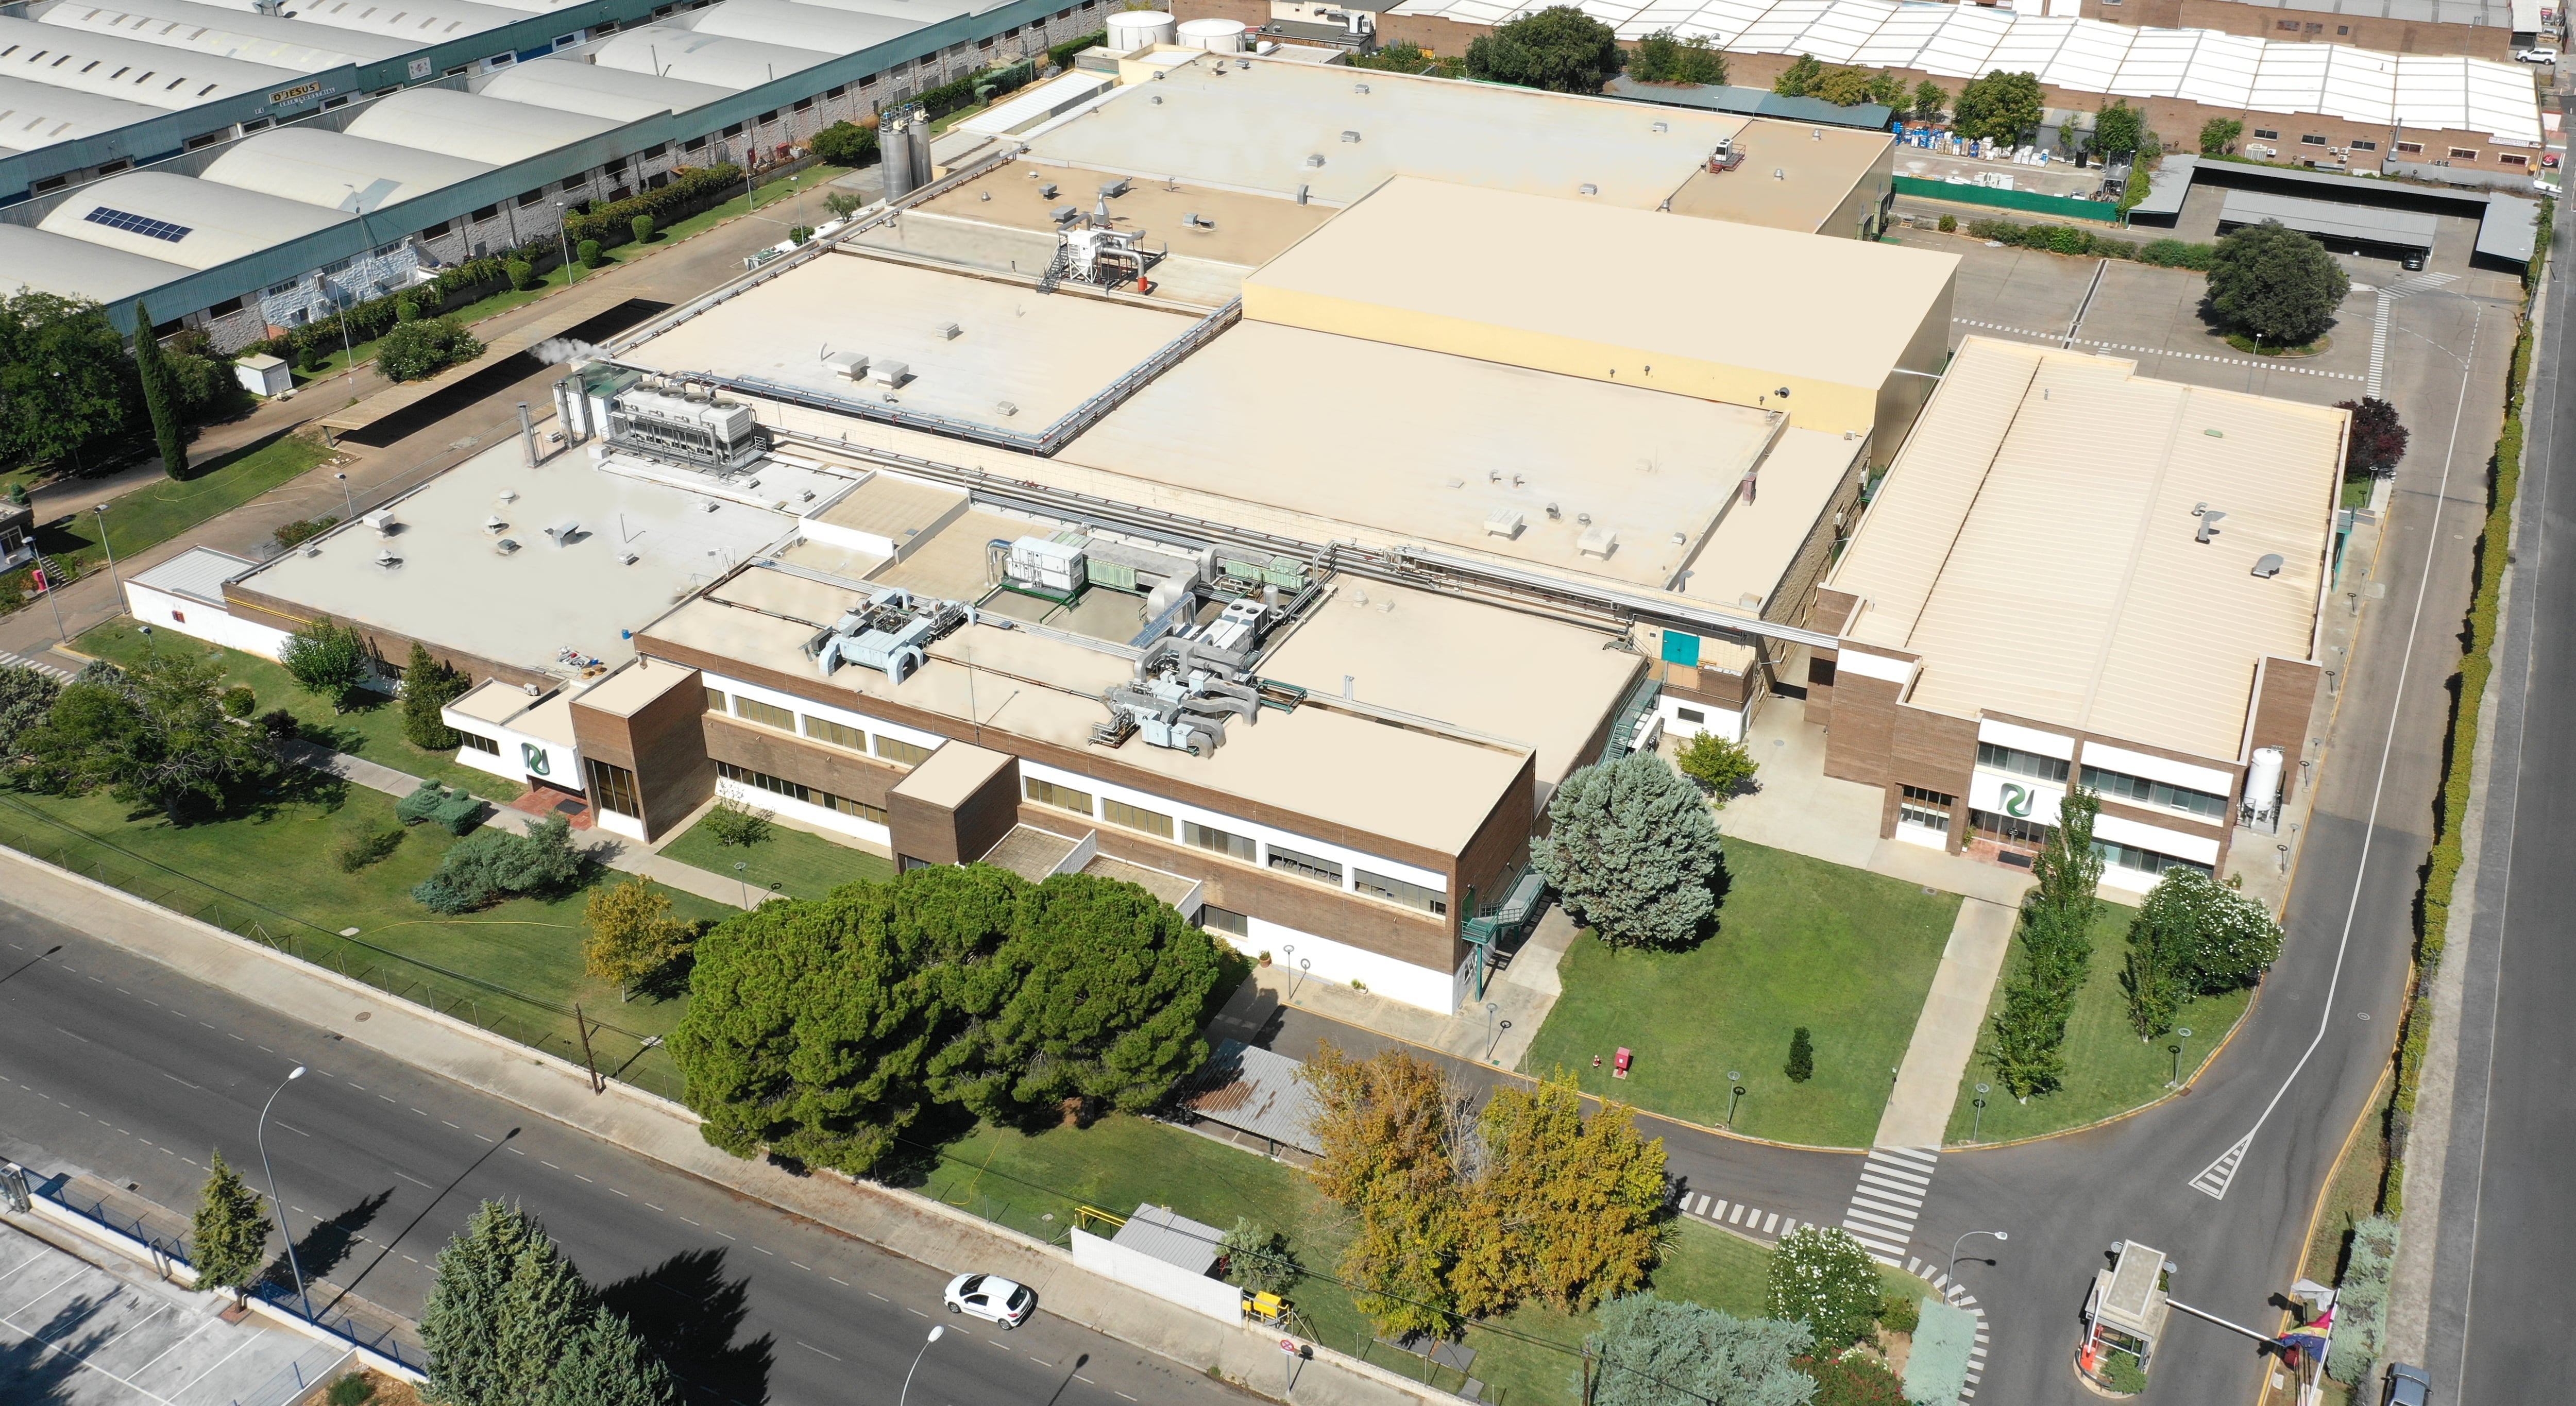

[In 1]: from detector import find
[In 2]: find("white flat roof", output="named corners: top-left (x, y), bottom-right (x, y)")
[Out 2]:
top-left (38, 169), bottom-right (351, 269)
top-left (344, 87), bottom-right (621, 166)
top-left (199, 126), bottom-right (494, 213)
top-left (234, 437), bottom-right (810, 680)
top-left (589, 24), bottom-right (833, 90)
top-left (0, 217), bottom-right (193, 299)
top-left (477, 57), bottom-right (735, 122)
top-left (1829, 337), bottom-right (2341, 763)
top-left (620, 251), bottom-right (1205, 434)
top-left (38, 0), bottom-right (417, 67)
top-left (0, 13), bottom-right (301, 111)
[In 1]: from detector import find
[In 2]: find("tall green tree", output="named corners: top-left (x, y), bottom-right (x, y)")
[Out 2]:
top-left (14, 651), bottom-right (280, 823)
top-left (1766, 1226), bottom-right (1882, 1351)
top-left (1627, 29), bottom-right (1726, 85)
top-left (1910, 80), bottom-right (1949, 123)
top-left (493, 1229), bottom-right (595, 1403)
top-left (2089, 100), bottom-right (2147, 159)
top-left (189, 1149), bottom-right (271, 1303)
top-left (1219, 1217), bottom-right (1303, 1297)
top-left (423, 1201), bottom-right (548, 1406)
top-left (537, 1308), bottom-right (674, 1406)
top-left (1951, 70), bottom-right (2044, 144)
top-left (2207, 221), bottom-right (2350, 347)
top-left (2198, 116), bottom-right (2244, 155)
top-left (129, 299), bottom-right (190, 481)
top-left (1771, 54), bottom-right (1824, 97)
top-left (1986, 789), bottom-right (2103, 1098)
top-left (0, 291), bottom-right (133, 473)
top-left (280, 618), bottom-right (376, 712)
top-left (422, 1201), bottom-right (672, 1406)
top-left (1586, 1294), bottom-right (1817, 1406)
top-left (2121, 879), bottom-right (2191, 1039)
top-left (400, 642), bottom-right (470, 749)
top-left (0, 663), bottom-right (63, 755)
top-left (1534, 751), bottom-right (1724, 950)
top-left (1463, 6), bottom-right (1622, 93)
top-left (936, 873), bottom-right (1224, 1121)
top-left (2120, 866), bottom-right (2282, 1042)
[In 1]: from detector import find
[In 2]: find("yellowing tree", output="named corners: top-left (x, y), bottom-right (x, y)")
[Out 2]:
top-left (1455, 1075), bottom-right (1666, 1316)
top-left (1303, 1043), bottom-right (1465, 1339)
top-left (583, 878), bottom-right (693, 993)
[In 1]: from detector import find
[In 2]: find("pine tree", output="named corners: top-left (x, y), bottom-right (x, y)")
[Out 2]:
top-left (1784, 1027), bottom-right (1814, 1083)
top-left (189, 1149), bottom-right (271, 1302)
top-left (495, 1233), bottom-right (595, 1403)
top-left (1533, 752), bottom-right (1725, 950)
top-left (129, 298), bottom-right (190, 481)
top-left (423, 1201), bottom-right (545, 1405)
top-left (538, 1308), bottom-right (675, 1406)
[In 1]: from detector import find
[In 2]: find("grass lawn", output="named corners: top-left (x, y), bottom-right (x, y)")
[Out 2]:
top-left (912, 1113), bottom-right (1928, 1406)
top-left (658, 812), bottom-right (893, 901)
top-left (2299, 1071), bottom-right (2391, 1289)
top-left (0, 782), bottom-right (728, 1099)
top-left (24, 434), bottom-right (334, 580)
top-left (1939, 897), bottom-right (2255, 1144)
top-left (71, 619), bottom-right (519, 801)
top-left (1528, 840), bottom-right (1961, 1148)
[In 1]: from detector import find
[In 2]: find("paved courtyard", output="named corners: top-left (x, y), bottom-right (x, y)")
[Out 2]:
top-left (0, 1219), bottom-right (345, 1406)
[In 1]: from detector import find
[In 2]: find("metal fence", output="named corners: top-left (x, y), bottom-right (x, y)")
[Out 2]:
top-left (1892, 175), bottom-right (2127, 225)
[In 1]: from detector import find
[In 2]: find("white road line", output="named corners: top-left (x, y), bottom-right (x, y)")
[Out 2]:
top-left (795, 1341), bottom-right (841, 1361)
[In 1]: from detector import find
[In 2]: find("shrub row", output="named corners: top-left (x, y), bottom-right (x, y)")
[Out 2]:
top-left (1047, 29), bottom-right (1106, 73)
top-left (2386, 196), bottom-right (2549, 1216)
top-left (563, 162), bottom-right (745, 251)
top-left (247, 246), bottom-right (552, 365)
top-left (1962, 217), bottom-right (2216, 269)
top-left (909, 58), bottom-right (1037, 121)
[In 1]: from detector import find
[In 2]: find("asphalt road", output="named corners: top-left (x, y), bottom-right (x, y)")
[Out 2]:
top-left (0, 903), bottom-right (1254, 1406)
top-left (2424, 199), bottom-right (2575, 1402)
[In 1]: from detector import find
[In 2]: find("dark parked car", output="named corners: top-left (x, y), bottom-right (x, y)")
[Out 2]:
top-left (2385, 1362), bottom-right (2432, 1406)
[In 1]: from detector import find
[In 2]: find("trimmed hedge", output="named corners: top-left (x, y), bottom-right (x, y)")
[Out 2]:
top-left (905, 58), bottom-right (1038, 121)
top-left (1048, 29), bottom-right (1106, 72)
top-left (2386, 195), bottom-right (2550, 1216)
top-left (396, 780), bottom-right (487, 835)
top-left (1963, 216), bottom-right (2210, 267)
top-left (563, 162), bottom-right (745, 251)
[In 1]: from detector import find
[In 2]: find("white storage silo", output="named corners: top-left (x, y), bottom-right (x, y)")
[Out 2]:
top-left (1175, 16), bottom-right (1246, 51)
top-left (1104, 9), bottom-right (1176, 50)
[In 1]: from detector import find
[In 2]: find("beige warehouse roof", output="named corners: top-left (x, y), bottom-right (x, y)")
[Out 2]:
top-left (1828, 337), bottom-right (2342, 763)
top-left (344, 86), bottom-right (620, 166)
top-left (478, 57), bottom-right (735, 122)
top-left (1243, 176), bottom-right (1957, 403)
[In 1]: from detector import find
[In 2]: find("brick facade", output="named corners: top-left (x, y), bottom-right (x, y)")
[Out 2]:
top-left (2079, 0), bottom-right (2518, 62)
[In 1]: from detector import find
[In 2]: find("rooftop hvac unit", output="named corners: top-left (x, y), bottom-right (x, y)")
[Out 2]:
top-left (1097, 178), bottom-right (1131, 198)
top-left (1005, 535), bottom-right (1088, 594)
top-left (995, 400), bottom-right (1020, 417)
top-left (363, 508), bottom-right (398, 534)
top-left (1577, 525), bottom-right (1618, 559)
top-left (1484, 509), bottom-right (1524, 539)
top-left (931, 321), bottom-right (961, 341)
top-left (824, 351), bottom-right (867, 380)
top-left (544, 521), bottom-right (581, 547)
top-left (807, 586), bottom-right (970, 685)
top-left (869, 359), bottom-right (910, 387)
top-left (1340, 130), bottom-right (1360, 143)
top-left (605, 386), bottom-right (769, 472)
top-left (1039, 182), bottom-right (1060, 199)
top-left (1051, 204), bottom-right (1081, 225)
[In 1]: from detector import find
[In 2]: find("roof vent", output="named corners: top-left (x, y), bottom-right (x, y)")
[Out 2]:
top-left (1304, 154), bottom-right (1325, 168)
top-left (494, 538), bottom-right (520, 555)
top-left (617, 549), bottom-right (638, 566)
top-left (995, 400), bottom-right (1020, 417)
top-left (484, 515), bottom-right (506, 534)
top-left (1352, 81), bottom-right (1369, 93)
top-left (301, 544), bottom-right (322, 558)
top-left (497, 488), bottom-right (517, 504)
top-left (1484, 509), bottom-right (1524, 539)
top-left (1149, 93), bottom-right (1163, 104)
top-left (545, 520), bottom-right (580, 547)
top-left (701, 500), bottom-right (720, 513)
top-left (931, 320), bottom-right (960, 341)
top-left (1652, 121), bottom-right (1668, 132)
top-left (1341, 129), bottom-right (1360, 142)
top-left (1577, 526), bottom-right (1618, 559)
top-left (1812, 127), bottom-right (1822, 139)
top-left (1772, 167), bottom-right (1786, 180)
top-left (2252, 553), bottom-right (2285, 578)
top-left (1578, 182), bottom-right (1598, 195)
top-left (1038, 182), bottom-right (1059, 199)
top-left (2193, 505), bottom-right (2227, 544)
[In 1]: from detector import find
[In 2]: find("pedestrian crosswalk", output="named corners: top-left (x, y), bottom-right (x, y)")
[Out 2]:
top-left (0, 648), bottom-right (75, 682)
top-left (2367, 291), bottom-right (2393, 397)
top-left (1906, 1253), bottom-right (1992, 1400)
top-left (1841, 1146), bottom-right (1938, 1266)
top-left (1673, 1188), bottom-right (1811, 1242)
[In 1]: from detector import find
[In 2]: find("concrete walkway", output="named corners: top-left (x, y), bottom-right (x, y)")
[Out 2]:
top-left (284, 739), bottom-right (748, 910)
top-left (1875, 897), bottom-right (2019, 1149)
top-left (0, 846), bottom-right (1461, 1406)
top-left (1227, 906), bottom-right (1578, 1073)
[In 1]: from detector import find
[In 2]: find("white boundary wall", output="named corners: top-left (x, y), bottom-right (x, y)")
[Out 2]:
top-left (1069, 1227), bottom-right (1240, 1323)
top-left (124, 582), bottom-right (293, 660)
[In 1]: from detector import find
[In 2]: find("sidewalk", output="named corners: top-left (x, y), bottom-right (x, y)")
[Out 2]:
top-left (0, 844), bottom-right (1455, 1406)
top-left (1875, 897), bottom-right (2017, 1149)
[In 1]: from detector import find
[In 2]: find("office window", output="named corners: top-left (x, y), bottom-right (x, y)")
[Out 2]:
top-left (2300, 134), bottom-right (2328, 146)
top-left (2081, 766), bottom-right (2229, 820)
top-left (2275, 18), bottom-right (2298, 27)
top-left (2336, 23), bottom-right (2349, 32)
top-left (734, 696), bottom-right (794, 731)
top-left (1975, 741), bottom-right (2070, 783)
top-left (585, 758), bottom-right (641, 818)
top-left (2252, 128), bottom-right (2280, 140)
top-left (2450, 148), bottom-right (2478, 160)
top-left (1198, 904), bottom-right (1248, 937)
top-left (1103, 797), bottom-right (1173, 838)
top-left (459, 731), bottom-right (500, 755)
top-left (722, 122), bottom-right (744, 138)
top-left (1676, 706), bottom-right (1706, 724)
top-left (517, 188), bottom-right (547, 207)
top-left (2397, 141), bottom-right (2422, 155)
top-left (756, 110), bottom-right (778, 124)
top-left (2093, 838), bottom-right (2212, 879)
top-left (1026, 776), bottom-right (1094, 816)
top-left (2501, 153), bottom-right (2530, 166)
top-left (1899, 784), bottom-right (1953, 833)
top-left (1355, 868), bottom-right (1447, 916)
top-left (2350, 140), bottom-right (2377, 151)
top-left (642, 142), bottom-right (667, 159)
top-left (471, 204), bottom-right (498, 221)
top-left (1184, 820), bottom-right (1256, 862)
top-left (807, 716), bottom-right (866, 751)
top-left (1267, 843), bottom-right (1343, 886)
top-left (875, 735), bottom-right (933, 766)
top-left (1970, 807), bottom-right (2049, 849)
top-left (704, 687), bottom-right (727, 713)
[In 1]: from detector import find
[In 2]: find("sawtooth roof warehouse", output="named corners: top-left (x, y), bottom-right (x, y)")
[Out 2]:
top-left (127, 53), bottom-right (2342, 1018)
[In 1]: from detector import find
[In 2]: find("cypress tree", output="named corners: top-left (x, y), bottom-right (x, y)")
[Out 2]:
top-left (539, 1308), bottom-right (676, 1406)
top-left (189, 1149), bottom-right (272, 1303)
top-left (494, 1231), bottom-right (594, 1403)
top-left (400, 642), bottom-right (467, 749)
top-left (422, 1201), bottom-right (544, 1405)
top-left (129, 298), bottom-right (190, 480)
top-left (1784, 1027), bottom-right (1814, 1083)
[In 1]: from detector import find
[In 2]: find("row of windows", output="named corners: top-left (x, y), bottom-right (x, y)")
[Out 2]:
top-left (1898, 784), bottom-right (1954, 834)
top-left (458, 731), bottom-right (500, 756)
top-left (708, 688), bottom-right (933, 767)
top-left (2079, 765), bottom-right (2230, 821)
top-left (585, 758), bottom-right (640, 819)
top-left (1976, 741), bottom-right (2069, 784)
top-left (717, 761), bottom-right (889, 826)
top-left (1967, 810), bottom-right (2213, 879)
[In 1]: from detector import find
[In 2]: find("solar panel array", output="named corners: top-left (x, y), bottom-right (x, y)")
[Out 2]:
top-left (83, 204), bottom-right (190, 241)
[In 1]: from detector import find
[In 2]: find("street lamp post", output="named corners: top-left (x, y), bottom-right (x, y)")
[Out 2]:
top-left (1725, 1072), bottom-right (1743, 1125)
top-left (1947, 1229), bottom-right (2008, 1298)
top-left (1484, 1002), bottom-right (1499, 1060)
top-left (2166, 1027), bottom-right (2194, 1088)
top-left (256, 1066), bottom-right (312, 1317)
top-left (734, 860), bottom-right (749, 907)
top-left (898, 1324), bottom-right (944, 1406)
top-left (556, 201), bottom-right (582, 287)
top-left (93, 503), bottom-right (122, 605)
top-left (334, 472), bottom-right (353, 522)
top-left (1971, 1083), bottom-right (1989, 1143)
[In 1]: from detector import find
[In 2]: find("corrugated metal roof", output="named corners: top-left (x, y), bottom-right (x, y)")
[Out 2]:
top-left (2218, 187), bottom-right (2438, 243)
top-left (1179, 1039), bottom-right (1321, 1154)
top-left (130, 545), bottom-right (257, 606)
top-left (1111, 1202), bottom-right (1225, 1274)
top-left (1829, 337), bottom-right (2341, 764)
top-left (1602, 76), bottom-right (1891, 127)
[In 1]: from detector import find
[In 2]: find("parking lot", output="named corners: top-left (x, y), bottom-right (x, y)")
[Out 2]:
top-left (0, 1219), bottom-right (345, 1406)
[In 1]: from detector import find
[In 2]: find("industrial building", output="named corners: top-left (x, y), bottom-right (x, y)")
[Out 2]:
top-left (2069, 0), bottom-right (2545, 65)
top-left (1802, 336), bottom-right (2340, 891)
top-left (1354, 0), bottom-right (2546, 175)
top-left (2125, 151), bottom-right (2540, 272)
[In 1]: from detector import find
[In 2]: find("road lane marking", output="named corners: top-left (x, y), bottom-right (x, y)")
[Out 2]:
top-left (795, 1341), bottom-right (842, 1361)
top-left (395, 1172), bottom-right (435, 1189)
top-left (790, 1262), bottom-right (811, 1271)
top-left (753, 1246), bottom-right (771, 1255)
top-left (609, 1189), bottom-right (629, 1198)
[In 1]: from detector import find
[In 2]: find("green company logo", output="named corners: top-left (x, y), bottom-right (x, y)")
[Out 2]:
top-left (522, 743), bottom-right (551, 777)
top-left (2000, 782), bottom-right (2034, 818)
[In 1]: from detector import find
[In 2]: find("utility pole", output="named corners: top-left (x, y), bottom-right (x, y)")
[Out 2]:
top-left (573, 1005), bottom-right (604, 1093)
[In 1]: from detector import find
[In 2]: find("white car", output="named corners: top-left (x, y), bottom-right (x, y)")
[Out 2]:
top-left (943, 1272), bottom-right (1035, 1328)
top-left (2515, 46), bottom-right (2558, 63)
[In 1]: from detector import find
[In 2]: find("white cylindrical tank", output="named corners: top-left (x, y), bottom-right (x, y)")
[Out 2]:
top-left (1104, 10), bottom-right (1175, 50)
top-left (2244, 746), bottom-right (2284, 814)
top-left (1175, 17), bottom-right (1245, 51)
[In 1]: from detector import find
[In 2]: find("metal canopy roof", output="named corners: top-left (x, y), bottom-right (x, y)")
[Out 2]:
top-left (2217, 187), bottom-right (2439, 245)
